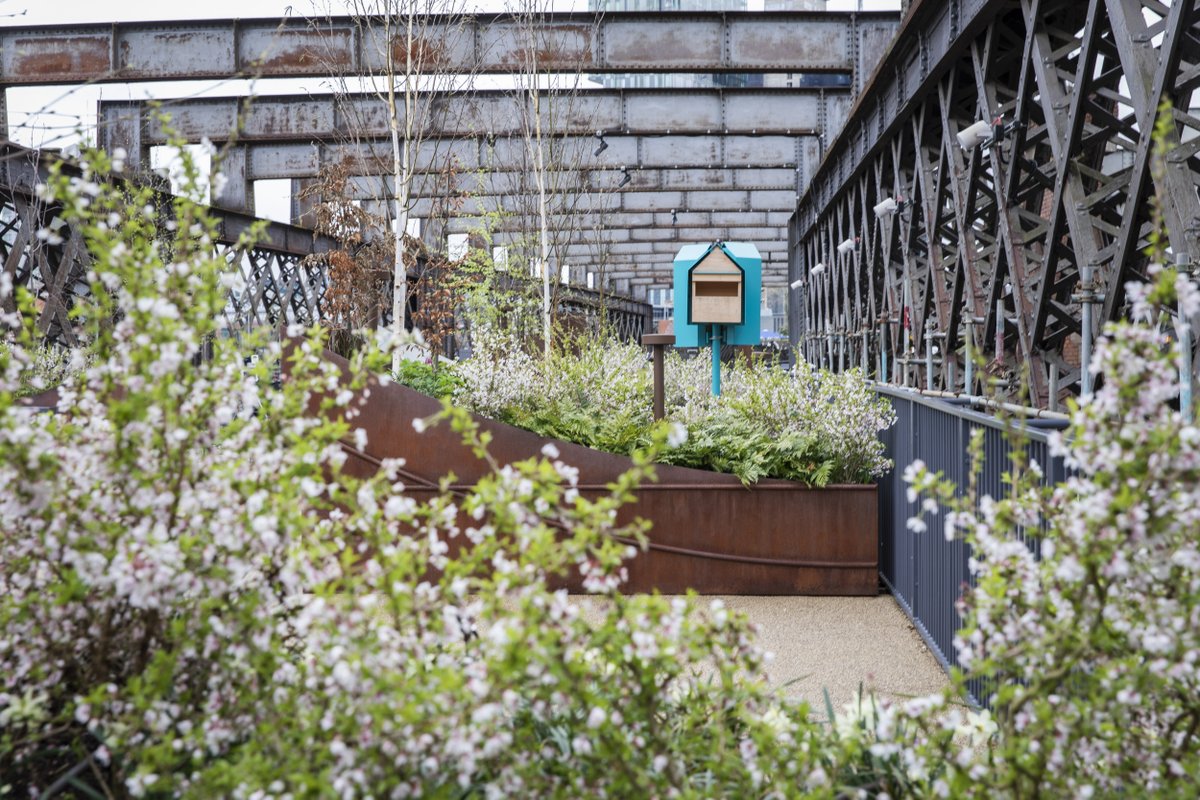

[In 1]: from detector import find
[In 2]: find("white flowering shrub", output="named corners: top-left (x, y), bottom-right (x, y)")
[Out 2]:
top-left (0, 340), bottom-right (83, 398)
top-left (899, 265), bottom-right (1200, 796)
top-left (0, 146), bottom-right (902, 799)
top-left (7, 142), bottom-right (1197, 798)
top-left (450, 330), bottom-right (895, 485)
top-left (0, 145), bottom-right (397, 794)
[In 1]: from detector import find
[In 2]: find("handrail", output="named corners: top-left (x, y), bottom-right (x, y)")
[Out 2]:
top-left (873, 384), bottom-right (1070, 437)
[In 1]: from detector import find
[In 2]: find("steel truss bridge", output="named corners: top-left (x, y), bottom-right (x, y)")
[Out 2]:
top-left (0, 10), bottom-right (900, 296)
top-left (791, 0), bottom-right (1200, 406)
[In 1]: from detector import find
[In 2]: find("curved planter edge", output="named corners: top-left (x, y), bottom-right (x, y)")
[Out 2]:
top-left (321, 350), bottom-right (879, 596)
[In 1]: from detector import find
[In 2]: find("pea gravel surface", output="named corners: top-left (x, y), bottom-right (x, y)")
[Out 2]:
top-left (574, 594), bottom-right (950, 714)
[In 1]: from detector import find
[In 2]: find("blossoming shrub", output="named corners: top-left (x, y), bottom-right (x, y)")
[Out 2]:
top-left (448, 329), bottom-right (895, 485)
top-left (899, 265), bottom-right (1200, 796)
top-left (6, 143), bottom-right (1199, 798)
top-left (0, 146), bottom-right (905, 798)
top-left (0, 340), bottom-right (82, 398)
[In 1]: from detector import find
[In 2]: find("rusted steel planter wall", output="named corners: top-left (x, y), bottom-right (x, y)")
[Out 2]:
top-left (330, 354), bottom-right (878, 596)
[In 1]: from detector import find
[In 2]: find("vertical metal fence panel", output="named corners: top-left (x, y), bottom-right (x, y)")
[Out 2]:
top-left (874, 386), bottom-right (1067, 705)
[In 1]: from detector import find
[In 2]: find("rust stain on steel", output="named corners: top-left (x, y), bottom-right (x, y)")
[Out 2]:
top-left (492, 26), bottom-right (593, 70)
top-left (256, 30), bottom-right (353, 72)
top-left (314, 348), bottom-right (879, 596)
top-left (11, 36), bottom-right (110, 80)
top-left (389, 35), bottom-right (449, 70)
top-left (731, 28), bottom-right (843, 67)
top-left (333, 153), bottom-right (392, 173)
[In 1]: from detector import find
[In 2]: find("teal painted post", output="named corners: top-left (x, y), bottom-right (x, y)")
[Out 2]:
top-left (711, 324), bottom-right (722, 395)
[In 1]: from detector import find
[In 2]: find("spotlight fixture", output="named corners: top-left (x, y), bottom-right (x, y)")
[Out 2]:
top-left (873, 197), bottom-right (898, 218)
top-left (810, 262), bottom-right (826, 276)
top-left (956, 119), bottom-right (992, 150)
top-left (671, 208), bottom-right (678, 225)
top-left (836, 237), bottom-right (857, 255)
top-left (593, 129), bottom-right (608, 156)
top-left (618, 167), bottom-right (631, 188)
top-left (789, 278), bottom-right (804, 290)
top-left (485, 130), bottom-right (497, 149)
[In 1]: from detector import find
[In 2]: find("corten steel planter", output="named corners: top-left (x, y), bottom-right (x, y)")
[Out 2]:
top-left (320, 352), bottom-right (879, 596)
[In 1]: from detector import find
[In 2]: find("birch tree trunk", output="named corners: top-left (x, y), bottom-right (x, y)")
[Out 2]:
top-left (389, 9), bottom-right (418, 374)
top-left (533, 93), bottom-right (551, 358)
top-left (388, 78), bottom-right (407, 373)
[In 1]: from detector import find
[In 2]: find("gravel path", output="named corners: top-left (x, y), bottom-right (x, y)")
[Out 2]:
top-left (714, 594), bottom-right (950, 713)
top-left (574, 594), bottom-right (949, 715)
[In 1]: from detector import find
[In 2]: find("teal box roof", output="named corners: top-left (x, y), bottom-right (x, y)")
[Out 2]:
top-left (672, 241), bottom-right (762, 348)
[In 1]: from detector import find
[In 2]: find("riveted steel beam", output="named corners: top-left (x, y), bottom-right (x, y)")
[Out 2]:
top-left (141, 137), bottom-right (819, 177)
top-left (399, 189), bottom-right (797, 217)
top-left (97, 90), bottom-right (847, 147)
top-left (440, 210), bottom-right (792, 234)
top-left (486, 226), bottom-right (785, 246)
top-left (345, 167), bottom-right (803, 199)
top-left (554, 240), bottom-right (786, 260)
top-left (0, 12), bottom-right (898, 84)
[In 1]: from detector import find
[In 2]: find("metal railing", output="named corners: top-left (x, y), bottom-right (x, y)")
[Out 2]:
top-left (875, 385), bottom-right (1069, 706)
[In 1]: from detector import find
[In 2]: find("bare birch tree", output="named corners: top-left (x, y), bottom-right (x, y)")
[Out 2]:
top-left (310, 0), bottom-right (480, 371)
top-left (503, 0), bottom-right (615, 356)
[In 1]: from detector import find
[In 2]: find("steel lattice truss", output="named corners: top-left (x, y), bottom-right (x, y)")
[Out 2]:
top-left (791, 0), bottom-right (1200, 405)
top-left (0, 143), bottom-right (651, 345)
top-left (0, 146), bottom-right (338, 342)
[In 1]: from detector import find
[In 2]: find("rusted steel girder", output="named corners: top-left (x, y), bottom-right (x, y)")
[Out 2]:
top-left (486, 227), bottom-right (786, 247)
top-left (548, 240), bottom-right (785, 257)
top-left (357, 165), bottom-right (804, 198)
top-left (441, 210), bottom-right (793, 234)
top-left (364, 187), bottom-right (798, 214)
top-left (0, 11), bottom-right (898, 85)
top-left (790, 0), bottom-right (1200, 407)
top-left (272, 134), bottom-right (804, 174)
top-left (97, 89), bottom-right (849, 145)
top-left (96, 135), bottom-right (818, 179)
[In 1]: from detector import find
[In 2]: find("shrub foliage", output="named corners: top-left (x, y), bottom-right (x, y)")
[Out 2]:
top-left (437, 329), bottom-right (896, 486)
top-left (2, 144), bottom-right (1198, 798)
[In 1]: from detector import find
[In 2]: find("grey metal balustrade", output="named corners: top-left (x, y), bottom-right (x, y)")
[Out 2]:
top-left (875, 384), bottom-right (1069, 706)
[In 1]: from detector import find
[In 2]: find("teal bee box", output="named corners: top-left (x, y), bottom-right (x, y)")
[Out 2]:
top-left (672, 241), bottom-right (762, 348)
